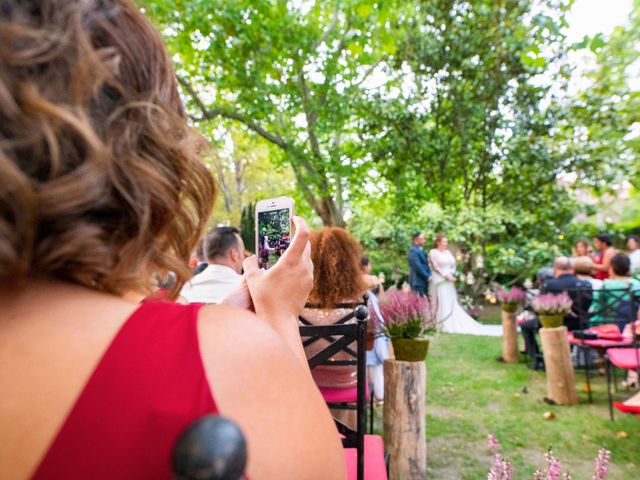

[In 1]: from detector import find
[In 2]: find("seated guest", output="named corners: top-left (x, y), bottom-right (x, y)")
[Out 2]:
top-left (592, 233), bottom-right (617, 281)
top-left (591, 253), bottom-right (640, 331)
top-left (361, 256), bottom-right (389, 403)
top-left (0, 2), bottom-right (345, 479)
top-left (627, 235), bottom-right (640, 276)
top-left (521, 257), bottom-right (592, 367)
top-left (302, 228), bottom-right (371, 389)
top-left (572, 256), bottom-right (603, 289)
top-left (535, 267), bottom-right (555, 290)
top-left (545, 257), bottom-right (593, 330)
top-left (361, 255), bottom-right (384, 295)
top-left (180, 227), bottom-right (244, 303)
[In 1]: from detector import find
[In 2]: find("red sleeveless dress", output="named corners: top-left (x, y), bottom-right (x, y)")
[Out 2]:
top-left (594, 252), bottom-right (610, 280)
top-left (31, 301), bottom-right (218, 480)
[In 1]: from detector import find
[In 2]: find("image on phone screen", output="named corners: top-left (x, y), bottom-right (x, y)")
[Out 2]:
top-left (257, 208), bottom-right (291, 270)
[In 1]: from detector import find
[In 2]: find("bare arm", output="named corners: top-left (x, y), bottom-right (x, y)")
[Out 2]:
top-left (198, 304), bottom-right (346, 480)
top-left (594, 248), bottom-right (616, 272)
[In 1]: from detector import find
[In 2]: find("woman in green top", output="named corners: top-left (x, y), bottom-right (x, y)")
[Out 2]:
top-left (590, 253), bottom-right (640, 329)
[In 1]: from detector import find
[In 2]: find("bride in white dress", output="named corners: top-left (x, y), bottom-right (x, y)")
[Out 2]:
top-left (429, 235), bottom-right (501, 336)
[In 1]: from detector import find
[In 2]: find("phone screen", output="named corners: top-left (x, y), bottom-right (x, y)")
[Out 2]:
top-left (257, 208), bottom-right (291, 270)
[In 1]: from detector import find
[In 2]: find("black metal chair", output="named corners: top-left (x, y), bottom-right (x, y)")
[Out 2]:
top-left (300, 297), bottom-right (376, 432)
top-left (572, 288), bottom-right (638, 402)
top-left (299, 302), bottom-right (368, 479)
top-left (299, 301), bottom-right (388, 480)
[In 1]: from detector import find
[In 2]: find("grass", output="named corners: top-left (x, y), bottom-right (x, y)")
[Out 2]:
top-left (374, 314), bottom-right (639, 478)
top-left (424, 333), bottom-right (639, 479)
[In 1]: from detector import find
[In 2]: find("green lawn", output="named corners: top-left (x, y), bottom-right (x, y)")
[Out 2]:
top-left (413, 333), bottom-right (639, 479)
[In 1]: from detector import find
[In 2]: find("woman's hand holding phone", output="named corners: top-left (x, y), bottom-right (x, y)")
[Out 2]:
top-left (243, 215), bottom-right (312, 318)
top-left (221, 216), bottom-right (313, 364)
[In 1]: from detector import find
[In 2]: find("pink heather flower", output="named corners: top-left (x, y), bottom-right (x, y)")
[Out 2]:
top-left (488, 454), bottom-right (512, 480)
top-left (592, 448), bottom-right (610, 480)
top-left (544, 451), bottom-right (563, 480)
top-left (495, 286), bottom-right (526, 305)
top-left (378, 290), bottom-right (436, 337)
top-left (531, 292), bottom-right (573, 316)
top-left (487, 434), bottom-right (501, 453)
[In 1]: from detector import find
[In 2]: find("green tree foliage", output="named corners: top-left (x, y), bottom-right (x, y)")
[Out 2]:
top-left (139, 0), bottom-right (635, 286)
top-left (561, 0), bottom-right (640, 191)
top-left (140, 0), bottom-right (407, 226)
top-left (201, 126), bottom-right (300, 227)
top-left (240, 202), bottom-right (255, 253)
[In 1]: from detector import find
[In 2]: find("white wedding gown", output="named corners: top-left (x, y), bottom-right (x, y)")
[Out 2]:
top-left (429, 249), bottom-right (502, 336)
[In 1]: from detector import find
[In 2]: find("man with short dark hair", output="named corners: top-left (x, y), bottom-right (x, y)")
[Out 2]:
top-left (180, 226), bottom-right (245, 303)
top-left (407, 232), bottom-right (431, 295)
top-left (521, 256), bottom-right (592, 369)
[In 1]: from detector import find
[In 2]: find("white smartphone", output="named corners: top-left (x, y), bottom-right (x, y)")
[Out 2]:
top-left (255, 196), bottom-right (294, 270)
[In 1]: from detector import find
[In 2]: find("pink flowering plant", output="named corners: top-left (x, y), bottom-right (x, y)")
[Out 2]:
top-left (487, 434), bottom-right (610, 480)
top-left (531, 292), bottom-right (573, 316)
top-left (377, 290), bottom-right (436, 339)
top-left (496, 286), bottom-right (526, 311)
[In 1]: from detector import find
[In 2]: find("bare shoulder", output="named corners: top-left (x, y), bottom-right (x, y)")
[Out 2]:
top-left (196, 304), bottom-right (347, 480)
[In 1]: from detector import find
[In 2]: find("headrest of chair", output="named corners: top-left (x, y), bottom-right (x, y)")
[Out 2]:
top-left (354, 304), bottom-right (368, 321)
top-left (172, 415), bottom-right (247, 480)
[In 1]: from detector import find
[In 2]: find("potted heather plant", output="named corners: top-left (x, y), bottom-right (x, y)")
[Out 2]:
top-left (495, 286), bottom-right (525, 313)
top-left (496, 286), bottom-right (526, 363)
top-left (532, 292), bottom-right (573, 329)
top-left (378, 289), bottom-right (436, 362)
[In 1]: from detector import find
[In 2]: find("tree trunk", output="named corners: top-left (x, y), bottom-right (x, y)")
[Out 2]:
top-left (501, 310), bottom-right (519, 363)
top-left (540, 326), bottom-right (578, 405)
top-left (383, 359), bottom-right (427, 480)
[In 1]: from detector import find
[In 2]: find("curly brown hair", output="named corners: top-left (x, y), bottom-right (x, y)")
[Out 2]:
top-left (308, 227), bottom-right (368, 308)
top-left (0, 0), bottom-right (215, 297)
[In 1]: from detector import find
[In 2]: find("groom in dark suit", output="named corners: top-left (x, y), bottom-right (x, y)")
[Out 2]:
top-left (408, 232), bottom-right (431, 295)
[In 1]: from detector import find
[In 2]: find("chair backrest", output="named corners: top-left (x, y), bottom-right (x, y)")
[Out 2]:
top-left (299, 301), bottom-right (369, 480)
top-left (588, 287), bottom-right (637, 329)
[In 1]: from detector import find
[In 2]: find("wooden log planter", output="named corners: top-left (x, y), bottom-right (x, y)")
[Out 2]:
top-left (540, 325), bottom-right (578, 405)
top-left (383, 359), bottom-right (427, 480)
top-left (501, 307), bottom-right (519, 363)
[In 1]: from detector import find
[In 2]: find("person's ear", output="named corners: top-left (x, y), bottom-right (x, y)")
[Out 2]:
top-left (230, 248), bottom-right (239, 263)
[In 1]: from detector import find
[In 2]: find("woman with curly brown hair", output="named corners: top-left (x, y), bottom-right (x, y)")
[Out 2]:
top-left (0, 1), bottom-right (345, 479)
top-left (302, 227), bottom-right (372, 389)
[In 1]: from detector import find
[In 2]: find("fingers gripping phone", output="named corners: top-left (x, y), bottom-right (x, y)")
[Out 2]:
top-left (255, 197), bottom-right (294, 270)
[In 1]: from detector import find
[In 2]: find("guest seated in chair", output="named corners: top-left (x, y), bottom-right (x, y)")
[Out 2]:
top-left (303, 228), bottom-right (373, 390)
top-left (0, 2), bottom-right (346, 479)
top-left (591, 253), bottom-right (640, 331)
top-left (521, 257), bottom-right (592, 368)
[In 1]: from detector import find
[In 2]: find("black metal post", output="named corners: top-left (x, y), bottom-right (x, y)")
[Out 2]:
top-left (605, 356), bottom-right (614, 421)
top-left (355, 304), bottom-right (368, 480)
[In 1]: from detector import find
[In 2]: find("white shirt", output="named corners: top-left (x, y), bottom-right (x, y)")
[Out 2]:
top-left (629, 249), bottom-right (640, 274)
top-left (180, 264), bottom-right (242, 304)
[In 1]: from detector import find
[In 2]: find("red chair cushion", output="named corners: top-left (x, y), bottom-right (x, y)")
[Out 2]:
top-left (568, 333), bottom-right (633, 348)
top-left (344, 434), bottom-right (387, 480)
top-left (608, 348), bottom-right (640, 370)
top-left (590, 324), bottom-right (623, 341)
top-left (613, 402), bottom-right (640, 415)
top-left (320, 383), bottom-right (370, 404)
